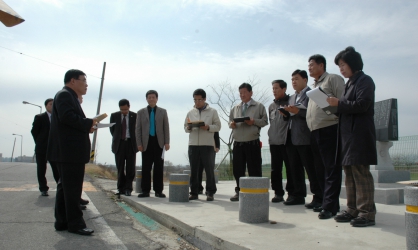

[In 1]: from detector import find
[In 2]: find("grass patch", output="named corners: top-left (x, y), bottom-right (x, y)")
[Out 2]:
top-left (85, 163), bottom-right (118, 180)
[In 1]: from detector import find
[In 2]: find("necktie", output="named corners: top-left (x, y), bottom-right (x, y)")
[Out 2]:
top-left (121, 115), bottom-right (126, 140)
top-left (242, 103), bottom-right (248, 116)
top-left (150, 108), bottom-right (155, 136)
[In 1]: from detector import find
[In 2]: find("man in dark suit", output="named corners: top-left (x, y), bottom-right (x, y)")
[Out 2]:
top-left (283, 70), bottom-right (322, 206)
top-left (136, 90), bottom-right (170, 198)
top-left (110, 99), bottom-right (138, 196)
top-left (47, 69), bottom-right (96, 236)
top-left (31, 98), bottom-right (59, 196)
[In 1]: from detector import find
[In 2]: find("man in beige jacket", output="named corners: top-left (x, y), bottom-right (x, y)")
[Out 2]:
top-left (229, 83), bottom-right (268, 201)
top-left (136, 90), bottom-right (170, 198)
top-left (185, 88), bottom-right (221, 201)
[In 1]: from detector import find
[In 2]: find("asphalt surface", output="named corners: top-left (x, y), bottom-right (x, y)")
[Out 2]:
top-left (0, 162), bottom-right (197, 250)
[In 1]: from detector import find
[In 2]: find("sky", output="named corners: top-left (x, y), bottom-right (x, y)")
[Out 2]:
top-left (1, 0), bottom-right (417, 165)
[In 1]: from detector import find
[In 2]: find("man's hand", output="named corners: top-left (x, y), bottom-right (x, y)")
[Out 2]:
top-left (215, 148), bottom-right (220, 153)
top-left (138, 146), bottom-right (143, 152)
top-left (230, 121), bottom-right (236, 129)
top-left (90, 118), bottom-right (98, 133)
top-left (285, 106), bottom-right (300, 114)
top-left (200, 124), bottom-right (210, 131)
top-left (327, 97), bottom-right (339, 106)
top-left (244, 118), bottom-right (255, 126)
top-left (165, 144), bottom-right (170, 151)
top-left (89, 127), bottom-right (96, 133)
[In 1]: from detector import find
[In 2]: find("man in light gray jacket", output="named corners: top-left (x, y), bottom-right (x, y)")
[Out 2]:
top-left (268, 80), bottom-right (291, 203)
top-left (136, 90), bottom-right (170, 198)
top-left (229, 83), bottom-right (268, 201)
top-left (185, 88), bottom-right (221, 201)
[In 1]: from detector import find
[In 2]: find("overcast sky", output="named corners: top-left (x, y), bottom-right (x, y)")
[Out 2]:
top-left (1, 0), bottom-right (417, 165)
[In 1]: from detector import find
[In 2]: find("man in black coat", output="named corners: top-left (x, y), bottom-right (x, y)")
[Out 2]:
top-left (110, 99), bottom-right (138, 196)
top-left (31, 98), bottom-right (59, 196)
top-left (47, 69), bottom-right (97, 235)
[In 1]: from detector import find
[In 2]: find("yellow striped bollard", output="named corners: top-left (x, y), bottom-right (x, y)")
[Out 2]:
top-left (405, 183), bottom-right (418, 250)
top-left (169, 174), bottom-right (189, 202)
top-left (135, 170), bottom-right (142, 194)
top-left (239, 177), bottom-right (270, 223)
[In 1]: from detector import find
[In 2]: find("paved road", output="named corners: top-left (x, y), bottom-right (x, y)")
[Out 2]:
top-left (0, 162), bottom-right (196, 250)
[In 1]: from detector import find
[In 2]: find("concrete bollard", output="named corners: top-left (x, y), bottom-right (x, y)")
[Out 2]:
top-left (169, 174), bottom-right (189, 202)
top-left (183, 170), bottom-right (191, 177)
top-left (404, 184), bottom-right (418, 250)
top-left (239, 177), bottom-right (270, 223)
top-left (135, 170), bottom-right (142, 194)
top-left (214, 169), bottom-right (219, 183)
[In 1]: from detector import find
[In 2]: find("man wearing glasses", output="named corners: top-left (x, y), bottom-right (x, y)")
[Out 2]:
top-left (48, 69), bottom-right (97, 235)
top-left (185, 89), bottom-right (221, 201)
top-left (229, 83), bottom-right (268, 201)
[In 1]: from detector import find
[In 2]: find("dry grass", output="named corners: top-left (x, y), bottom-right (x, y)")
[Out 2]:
top-left (85, 163), bottom-right (118, 180)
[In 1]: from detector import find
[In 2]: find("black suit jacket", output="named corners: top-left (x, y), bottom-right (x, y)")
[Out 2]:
top-left (31, 112), bottom-right (50, 154)
top-left (47, 86), bottom-right (93, 163)
top-left (110, 111), bottom-right (138, 154)
top-left (286, 87), bottom-right (311, 146)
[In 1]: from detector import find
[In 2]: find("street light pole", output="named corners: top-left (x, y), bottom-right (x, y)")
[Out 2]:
top-left (22, 101), bottom-right (42, 114)
top-left (12, 134), bottom-right (22, 161)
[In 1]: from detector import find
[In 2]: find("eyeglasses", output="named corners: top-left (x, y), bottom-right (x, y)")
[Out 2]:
top-left (193, 99), bottom-right (204, 102)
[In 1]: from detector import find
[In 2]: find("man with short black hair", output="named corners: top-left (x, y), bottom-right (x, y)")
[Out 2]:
top-left (110, 99), bottom-right (138, 196)
top-left (136, 90), bottom-right (170, 198)
top-left (229, 83), bottom-right (268, 201)
top-left (185, 88), bottom-right (221, 201)
top-left (267, 80), bottom-right (291, 203)
top-left (31, 98), bottom-right (59, 197)
top-left (283, 70), bottom-right (321, 206)
top-left (306, 54), bottom-right (345, 219)
top-left (48, 69), bottom-right (96, 235)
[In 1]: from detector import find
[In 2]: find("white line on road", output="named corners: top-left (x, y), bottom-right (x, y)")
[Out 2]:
top-left (82, 192), bottom-right (128, 250)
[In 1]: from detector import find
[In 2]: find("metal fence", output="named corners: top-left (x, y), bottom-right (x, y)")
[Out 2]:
top-left (215, 135), bottom-right (418, 180)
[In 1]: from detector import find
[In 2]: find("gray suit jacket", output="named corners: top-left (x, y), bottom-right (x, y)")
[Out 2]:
top-left (136, 106), bottom-right (170, 151)
top-left (287, 87), bottom-right (311, 146)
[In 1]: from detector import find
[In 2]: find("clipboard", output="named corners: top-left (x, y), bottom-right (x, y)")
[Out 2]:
top-left (187, 121), bottom-right (205, 127)
top-left (233, 117), bottom-right (250, 123)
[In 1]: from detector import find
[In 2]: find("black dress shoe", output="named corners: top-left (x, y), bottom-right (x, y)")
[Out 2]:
top-left (318, 209), bottom-right (336, 219)
top-left (313, 206), bottom-right (323, 212)
top-left (41, 191), bottom-right (49, 196)
top-left (334, 211), bottom-right (355, 222)
top-left (305, 201), bottom-right (321, 209)
top-left (285, 195), bottom-right (295, 202)
top-left (206, 195), bottom-right (214, 201)
top-left (137, 193), bottom-right (150, 198)
top-left (125, 190), bottom-right (131, 196)
top-left (68, 228), bottom-right (94, 236)
top-left (271, 195), bottom-right (284, 203)
top-left (189, 195), bottom-right (198, 200)
top-left (80, 205), bottom-right (87, 210)
top-left (283, 197), bottom-right (305, 205)
top-left (155, 192), bottom-right (166, 198)
top-left (55, 222), bottom-right (68, 231)
top-left (350, 217), bottom-right (375, 227)
top-left (230, 193), bottom-right (239, 202)
top-left (80, 198), bottom-right (89, 205)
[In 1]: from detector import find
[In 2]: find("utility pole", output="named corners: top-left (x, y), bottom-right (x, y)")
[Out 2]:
top-left (11, 137), bottom-right (16, 162)
top-left (90, 62), bottom-right (106, 163)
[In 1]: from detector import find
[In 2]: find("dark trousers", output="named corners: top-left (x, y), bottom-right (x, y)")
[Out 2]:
top-left (311, 124), bottom-right (342, 213)
top-left (141, 136), bottom-right (164, 194)
top-left (270, 144), bottom-right (292, 197)
top-left (285, 131), bottom-right (320, 199)
top-left (189, 146), bottom-right (216, 196)
top-left (55, 162), bottom-right (86, 231)
top-left (344, 165), bottom-right (376, 220)
top-left (233, 139), bottom-right (262, 192)
top-left (115, 139), bottom-right (136, 192)
top-left (36, 152), bottom-right (59, 191)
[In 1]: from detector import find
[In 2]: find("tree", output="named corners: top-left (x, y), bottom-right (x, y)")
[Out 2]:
top-left (207, 75), bottom-right (270, 178)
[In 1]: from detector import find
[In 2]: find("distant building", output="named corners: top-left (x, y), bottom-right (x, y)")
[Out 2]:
top-left (16, 155), bottom-right (33, 163)
top-left (0, 153), bottom-right (2, 162)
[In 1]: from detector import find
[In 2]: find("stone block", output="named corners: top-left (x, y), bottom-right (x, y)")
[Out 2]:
top-left (370, 170), bottom-right (410, 183)
top-left (135, 170), bottom-right (142, 194)
top-left (239, 177), bottom-right (269, 223)
top-left (404, 185), bottom-right (418, 250)
top-left (169, 174), bottom-right (189, 202)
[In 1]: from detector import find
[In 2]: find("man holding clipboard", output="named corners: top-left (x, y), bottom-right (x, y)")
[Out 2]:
top-left (306, 54), bottom-right (345, 220)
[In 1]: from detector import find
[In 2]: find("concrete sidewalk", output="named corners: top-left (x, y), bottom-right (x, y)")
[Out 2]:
top-left (95, 178), bottom-right (407, 250)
